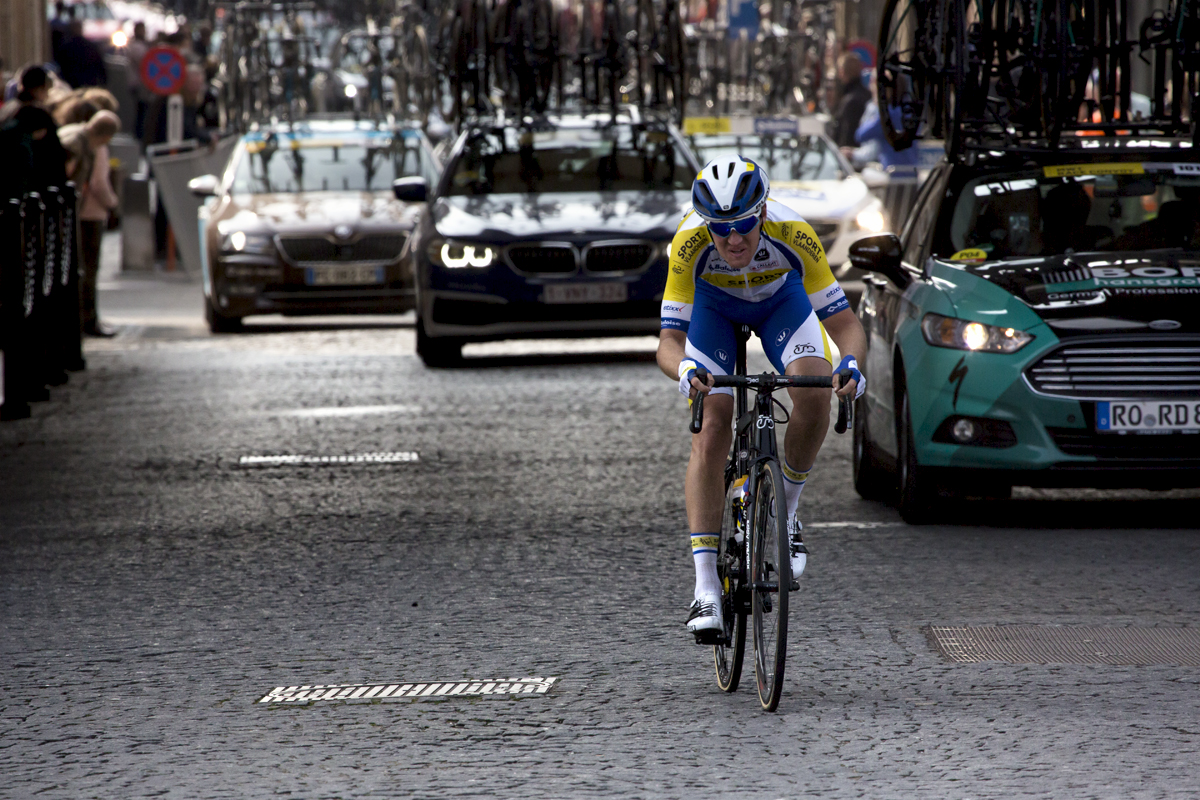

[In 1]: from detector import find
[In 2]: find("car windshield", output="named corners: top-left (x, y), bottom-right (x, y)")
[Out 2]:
top-left (688, 134), bottom-right (844, 181)
top-left (939, 164), bottom-right (1200, 259)
top-left (445, 125), bottom-right (691, 195)
top-left (231, 134), bottom-right (429, 194)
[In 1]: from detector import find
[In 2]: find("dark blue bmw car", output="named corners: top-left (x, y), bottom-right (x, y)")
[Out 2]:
top-left (395, 111), bottom-right (701, 365)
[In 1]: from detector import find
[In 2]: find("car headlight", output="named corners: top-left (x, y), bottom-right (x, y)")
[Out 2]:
top-left (222, 231), bottom-right (274, 255)
top-left (426, 238), bottom-right (495, 269)
top-left (855, 203), bottom-right (886, 234)
top-left (112, 30), bottom-right (128, 48)
top-left (921, 313), bottom-right (1034, 353)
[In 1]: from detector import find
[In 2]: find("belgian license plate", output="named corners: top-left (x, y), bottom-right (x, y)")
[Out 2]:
top-left (305, 265), bottom-right (384, 286)
top-left (542, 282), bottom-right (628, 304)
top-left (1096, 399), bottom-right (1200, 433)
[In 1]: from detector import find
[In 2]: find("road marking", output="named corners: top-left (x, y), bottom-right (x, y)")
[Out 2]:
top-left (269, 405), bottom-right (421, 418)
top-left (258, 677), bottom-right (558, 704)
top-left (238, 452), bottom-right (419, 467)
top-left (806, 521), bottom-right (900, 529)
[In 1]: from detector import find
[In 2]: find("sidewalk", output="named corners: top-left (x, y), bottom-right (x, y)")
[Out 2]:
top-left (96, 231), bottom-right (208, 335)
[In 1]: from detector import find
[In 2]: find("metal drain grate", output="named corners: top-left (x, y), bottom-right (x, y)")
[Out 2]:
top-left (928, 625), bottom-right (1200, 666)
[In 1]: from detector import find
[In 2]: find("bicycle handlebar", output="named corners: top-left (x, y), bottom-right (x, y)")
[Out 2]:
top-left (688, 366), bottom-right (854, 435)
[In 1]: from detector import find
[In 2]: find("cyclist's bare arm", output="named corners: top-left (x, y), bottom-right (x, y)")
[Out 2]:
top-left (821, 308), bottom-right (868, 397)
top-left (657, 329), bottom-right (715, 395)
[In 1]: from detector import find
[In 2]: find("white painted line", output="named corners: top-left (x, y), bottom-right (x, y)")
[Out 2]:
top-left (805, 521), bottom-right (902, 529)
top-left (258, 677), bottom-right (558, 704)
top-left (238, 451), bottom-right (419, 467)
top-left (268, 405), bottom-right (421, 418)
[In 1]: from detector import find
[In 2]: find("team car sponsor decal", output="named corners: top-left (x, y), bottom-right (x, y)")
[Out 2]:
top-left (1038, 264), bottom-right (1200, 300)
top-left (948, 357), bottom-right (968, 411)
top-left (951, 248), bottom-right (989, 262)
top-left (1043, 163), bottom-right (1146, 178)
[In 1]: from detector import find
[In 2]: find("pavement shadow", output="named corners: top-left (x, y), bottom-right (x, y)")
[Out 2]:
top-left (447, 351), bottom-right (659, 369)
top-left (924, 494), bottom-right (1200, 530)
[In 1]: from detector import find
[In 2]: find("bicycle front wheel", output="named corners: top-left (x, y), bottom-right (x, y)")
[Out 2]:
top-left (750, 459), bottom-right (789, 712)
top-left (714, 473), bottom-right (747, 693)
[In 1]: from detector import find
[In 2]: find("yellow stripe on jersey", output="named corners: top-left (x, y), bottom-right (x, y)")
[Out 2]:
top-left (664, 225), bottom-right (710, 305)
top-left (701, 268), bottom-right (790, 290)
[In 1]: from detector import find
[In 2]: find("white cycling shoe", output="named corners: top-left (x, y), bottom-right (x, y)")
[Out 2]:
top-left (686, 593), bottom-right (724, 635)
top-left (788, 514), bottom-right (808, 578)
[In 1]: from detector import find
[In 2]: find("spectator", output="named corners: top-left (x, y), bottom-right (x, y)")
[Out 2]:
top-left (52, 94), bottom-right (98, 126)
top-left (57, 20), bottom-right (108, 89)
top-left (50, 2), bottom-right (75, 65)
top-left (59, 110), bottom-right (120, 337)
top-left (851, 101), bottom-right (920, 171)
top-left (0, 64), bottom-right (51, 125)
top-left (125, 22), bottom-right (152, 140)
top-left (829, 53), bottom-right (871, 148)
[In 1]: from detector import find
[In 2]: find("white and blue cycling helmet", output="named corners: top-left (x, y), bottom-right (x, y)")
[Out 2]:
top-left (691, 155), bottom-right (771, 223)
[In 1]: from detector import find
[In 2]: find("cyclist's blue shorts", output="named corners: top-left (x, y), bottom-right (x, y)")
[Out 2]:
top-left (685, 277), bottom-right (832, 397)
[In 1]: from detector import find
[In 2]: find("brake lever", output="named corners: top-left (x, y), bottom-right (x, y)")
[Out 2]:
top-left (834, 368), bottom-right (854, 434)
top-left (689, 366), bottom-right (710, 434)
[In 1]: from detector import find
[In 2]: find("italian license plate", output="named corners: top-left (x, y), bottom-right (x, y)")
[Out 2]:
top-left (542, 282), bottom-right (628, 304)
top-left (305, 265), bottom-right (384, 286)
top-left (1096, 399), bottom-right (1200, 433)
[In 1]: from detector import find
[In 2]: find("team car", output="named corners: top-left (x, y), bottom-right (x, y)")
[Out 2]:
top-left (684, 115), bottom-right (886, 270)
top-left (189, 118), bottom-right (440, 331)
top-left (397, 110), bottom-right (702, 366)
top-left (849, 146), bottom-right (1200, 521)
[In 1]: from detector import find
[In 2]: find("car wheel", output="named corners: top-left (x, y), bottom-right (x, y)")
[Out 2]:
top-left (852, 394), bottom-right (893, 501)
top-left (415, 319), bottom-right (462, 367)
top-left (897, 388), bottom-right (937, 524)
top-left (206, 300), bottom-right (243, 334)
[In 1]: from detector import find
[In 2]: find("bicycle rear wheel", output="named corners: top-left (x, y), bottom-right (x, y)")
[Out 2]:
top-left (714, 473), bottom-right (747, 693)
top-left (750, 459), bottom-right (789, 712)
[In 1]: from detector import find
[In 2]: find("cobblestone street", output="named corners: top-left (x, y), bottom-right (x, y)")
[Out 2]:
top-left (2, 275), bottom-right (1199, 799)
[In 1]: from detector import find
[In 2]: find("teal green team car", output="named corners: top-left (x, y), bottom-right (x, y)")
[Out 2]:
top-left (848, 146), bottom-right (1200, 521)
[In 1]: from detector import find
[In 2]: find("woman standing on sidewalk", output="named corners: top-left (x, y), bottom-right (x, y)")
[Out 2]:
top-left (59, 109), bottom-right (119, 337)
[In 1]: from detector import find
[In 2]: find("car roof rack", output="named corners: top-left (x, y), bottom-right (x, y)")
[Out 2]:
top-left (876, 0), bottom-right (1200, 162)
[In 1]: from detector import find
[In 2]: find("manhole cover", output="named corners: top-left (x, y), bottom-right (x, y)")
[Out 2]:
top-left (928, 626), bottom-right (1200, 666)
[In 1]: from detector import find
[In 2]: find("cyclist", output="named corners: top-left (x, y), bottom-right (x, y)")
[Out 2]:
top-left (657, 155), bottom-right (868, 637)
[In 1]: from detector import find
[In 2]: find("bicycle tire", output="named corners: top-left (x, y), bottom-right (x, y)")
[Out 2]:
top-left (877, 0), bottom-right (929, 150)
top-left (714, 473), bottom-right (747, 693)
top-left (750, 458), bottom-right (789, 712)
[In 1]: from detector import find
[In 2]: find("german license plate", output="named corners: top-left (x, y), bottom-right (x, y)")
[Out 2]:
top-left (1096, 399), bottom-right (1200, 433)
top-left (542, 282), bottom-right (628, 304)
top-left (305, 265), bottom-right (384, 286)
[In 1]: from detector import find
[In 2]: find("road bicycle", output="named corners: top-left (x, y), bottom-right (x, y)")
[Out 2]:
top-left (688, 325), bottom-right (852, 712)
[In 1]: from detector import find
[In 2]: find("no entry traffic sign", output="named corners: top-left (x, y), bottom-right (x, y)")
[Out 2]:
top-left (141, 46), bottom-right (187, 96)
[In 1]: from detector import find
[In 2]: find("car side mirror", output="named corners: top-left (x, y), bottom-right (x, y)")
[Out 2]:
top-left (849, 233), bottom-right (909, 289)
top-left (393, 176), bottom-right (428, 203)
top-left (188, 174), bottom-right (220, 197)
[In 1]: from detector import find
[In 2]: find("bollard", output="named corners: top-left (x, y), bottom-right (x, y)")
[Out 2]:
top-left (39, 188), bottom-right (68, 387)
top-left (20, 192), bottom-right (50, 403)
top-left (59, 183), bottom-right (85, 373)
top-left (1, 197), bottom-right (31, 421)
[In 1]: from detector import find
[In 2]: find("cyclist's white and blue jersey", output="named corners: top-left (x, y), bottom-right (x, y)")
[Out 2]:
top-left (661, 198), bottom-right (850, 390)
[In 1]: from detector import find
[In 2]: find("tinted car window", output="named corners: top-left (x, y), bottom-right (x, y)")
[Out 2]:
top-left (446, 125), bottom-right (691, 195)
top-left (938, 165), bottom-right (1200, 258)
top-left (689, 134), bottom-right (843, 181)
top-left (231, 134), bottom-right (429, 194)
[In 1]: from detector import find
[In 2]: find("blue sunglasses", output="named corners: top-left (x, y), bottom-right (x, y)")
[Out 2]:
top-left (707, 214), bottom-right (762, 238)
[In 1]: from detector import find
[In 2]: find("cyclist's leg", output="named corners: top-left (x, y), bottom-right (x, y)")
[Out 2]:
top-left (682, 288), bottom-right (737, 628)
top-left (757, 281), bottom-right (832, 573)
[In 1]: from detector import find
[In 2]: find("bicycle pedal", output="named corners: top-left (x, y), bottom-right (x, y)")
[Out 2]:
top-left (789, 579), bottom-right (800, 591)
top-left (692, 629), bottom-right (726, 646)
